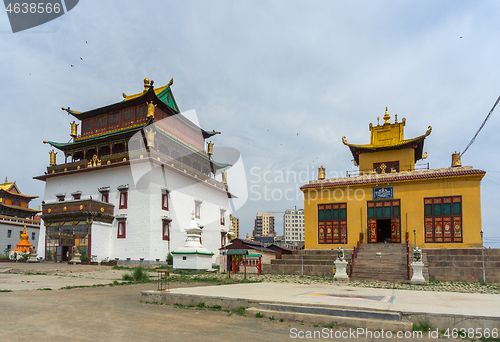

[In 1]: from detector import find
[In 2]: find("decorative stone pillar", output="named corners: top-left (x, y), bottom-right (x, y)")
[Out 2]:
top-left (410, 247), bottom-right (426, 284)
top-left (410, 261), bottom-right (426, 284)
top-left (334, 248), bottom-right (349, 281)
top-left (334, 259), bottom-right (349, 281)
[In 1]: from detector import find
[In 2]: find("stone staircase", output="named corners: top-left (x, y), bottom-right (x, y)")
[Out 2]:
top-left (263, 249), bottom-right (352, 276)
top-left (350, 243), bottom-right (410, 282)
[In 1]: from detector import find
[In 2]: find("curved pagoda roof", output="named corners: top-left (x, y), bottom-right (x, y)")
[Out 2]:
top-left (342, 108), bottom-right (432, 165)
top-left (0, 178), bottom-right (38, 199)
top-left (62, 78), bottom-right (219, 139)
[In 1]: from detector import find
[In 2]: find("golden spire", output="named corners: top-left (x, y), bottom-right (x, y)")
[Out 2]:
top-left (318, 166), bottom-right (325, 180)
top-left (70, 121), bottom-right (79, 138)
top-left (147, 101), bottom-right (157, 119)
top-left (207, 141), bottom-right (214, 156)
top-left (222, 170), bottom-right (228, 184)
top-left (4, 176), bottom-right (7, 183)
top-left (49, 150), bottom-right (57, 166)
top-left (383, 107), bottom-right (390, 125)
top-left (143, 78), bottom-right (150, 93)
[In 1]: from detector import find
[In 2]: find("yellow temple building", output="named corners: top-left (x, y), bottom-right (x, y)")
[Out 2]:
top-left (300, 108), bottom-right (485, 249)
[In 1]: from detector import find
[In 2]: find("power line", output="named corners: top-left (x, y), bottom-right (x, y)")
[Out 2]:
top-left (461, 95), bottom-right (500, 157)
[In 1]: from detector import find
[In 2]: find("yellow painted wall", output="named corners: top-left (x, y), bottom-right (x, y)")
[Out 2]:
top-left (358, 148), bottom-right (415, 173)
top-left (303, 175), bottom-right (483, 250)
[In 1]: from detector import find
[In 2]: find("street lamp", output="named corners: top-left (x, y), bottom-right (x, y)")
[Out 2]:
top-left (413, 229), bottom-right (416, 249)
top-left (480, 231), bottom-right (485, 283)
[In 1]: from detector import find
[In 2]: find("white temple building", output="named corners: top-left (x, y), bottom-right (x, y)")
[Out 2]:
top-left (35, 78), bottom-right (235, 263)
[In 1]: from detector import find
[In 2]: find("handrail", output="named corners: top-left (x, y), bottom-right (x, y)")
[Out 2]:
top-left (406, 232), bottom-right (410, 280)
top-left (346, 162), bottom-right (430, 177)
top-left (349, 232), bottom-right (363, 277)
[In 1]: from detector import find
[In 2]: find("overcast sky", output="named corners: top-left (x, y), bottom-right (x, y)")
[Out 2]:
top-left (1, 1), bottom-right (499, 247)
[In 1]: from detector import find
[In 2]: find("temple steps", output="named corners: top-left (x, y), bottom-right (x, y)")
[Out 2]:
top-left (350, 243), bottom-right (409, 282)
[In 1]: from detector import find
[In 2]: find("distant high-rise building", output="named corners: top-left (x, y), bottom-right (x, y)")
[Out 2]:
top-left (229, 215), bottom-right (239, 240)
top-left (283, 209), bottom-right (304, 244)
top-left (253, 212), bottom-right (274, 237)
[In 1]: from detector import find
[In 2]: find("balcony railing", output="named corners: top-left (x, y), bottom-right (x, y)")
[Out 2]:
top-left (346, 162), bottom-right (429, 178)
top-left (46, 150), bottom-right (227, 191)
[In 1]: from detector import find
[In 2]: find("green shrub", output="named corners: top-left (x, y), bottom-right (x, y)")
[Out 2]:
top-left (122, 266), bottom-right (150, 282)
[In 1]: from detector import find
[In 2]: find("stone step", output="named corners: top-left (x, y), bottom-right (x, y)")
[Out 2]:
top-left (247, 303), bottom-right (412, 331)
top-left (350, 243), bottom-right (410, 282)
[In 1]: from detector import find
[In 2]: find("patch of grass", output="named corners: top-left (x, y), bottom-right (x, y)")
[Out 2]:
top-left (413, 321), bottom-right (431, 332)
top-left (255, 312), bottom-right (263, 318)
top-left (479, 337), bottom-right (500, 342)
top-left (0, 289), bottom-right (12, 292)
top-left (38, 288), bottom-right (52, 291)
top-left (173, 303), bottom-right (184, 308)
top-left (121, 266), bottom-right (151, 283)
top-left (209, 305), bottom-right (222, 311)
top-left (280, 318), bottom-right (284, 322)
top-left (269, 316), bottom-right (275, 321)
top-left (313, 324), bottom-right (319, 327)
top-left (197, 302), bottom-right (205, 308)
top-left (234, 306), bottom-right (246, 316)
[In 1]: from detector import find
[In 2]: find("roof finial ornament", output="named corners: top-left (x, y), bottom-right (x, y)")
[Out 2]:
top-left (377, 117), bottom-right (380, 126)
top-left (5, 176), bottom-right (7, 183)
top-left (395, 114), bottom-right (398, 123)
top-left (207, 141), bottom-right (214, 156)
top-left (383, 107), bottom-right (390, 125)
top-left (143, 78), bottom-right (150, 93)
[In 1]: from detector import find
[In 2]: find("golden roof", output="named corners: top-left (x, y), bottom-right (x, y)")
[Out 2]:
top-left (0, 178), bottom-right (38, 199)
top-left (342, 108), bottom-right (432, 149)
top-left (341, 108), bottom-right (432, 164)
top-left (122, 78), bottom-right (173, 102)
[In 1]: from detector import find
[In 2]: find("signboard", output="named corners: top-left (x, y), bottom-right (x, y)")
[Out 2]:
top-left (373, 187), bottom-right (394, 199)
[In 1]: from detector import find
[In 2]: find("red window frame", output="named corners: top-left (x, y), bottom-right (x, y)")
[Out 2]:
top-left (119, 191), bottom-right (128, 209)
top-left (220, 209), bottom-right (226, 225)
top-left (162, 221), bottom-right (170, 241)
top-left (162, 192), bottom-right (169, 211)
top-left (101, 193), bottom-right (109, 203)
top-left (117, 221), bottom-right (126, 238)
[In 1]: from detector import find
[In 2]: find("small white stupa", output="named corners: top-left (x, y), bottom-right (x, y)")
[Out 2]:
top-left (171, 214), bottom-right (214, 270)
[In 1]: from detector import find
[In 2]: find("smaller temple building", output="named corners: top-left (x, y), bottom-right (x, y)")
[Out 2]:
top-left (0, 178), bottom-right (40, 254)
top-left (300, 108), bottom-right (485, 250)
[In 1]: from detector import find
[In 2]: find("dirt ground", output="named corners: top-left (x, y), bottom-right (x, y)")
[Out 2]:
top-left (0, 264), bottom-right (465, 341)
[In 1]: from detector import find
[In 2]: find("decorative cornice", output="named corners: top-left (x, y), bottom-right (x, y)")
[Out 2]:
top-left (300, 166), bottom-right (485, 190)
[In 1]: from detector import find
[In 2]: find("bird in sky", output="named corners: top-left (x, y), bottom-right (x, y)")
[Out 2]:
top-left (80, 57), bottom-right (83, 60)
top-left (71, 65), bottom-right (74, 67)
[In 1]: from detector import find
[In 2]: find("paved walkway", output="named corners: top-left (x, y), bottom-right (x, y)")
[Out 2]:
top-left (0, 262), bottom-right (128, 291)
top-left (166, 282), bottom-right (500, 318)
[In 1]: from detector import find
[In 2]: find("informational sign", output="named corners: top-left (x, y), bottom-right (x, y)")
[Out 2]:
top-left (373, 187), bottom-right (393, 199)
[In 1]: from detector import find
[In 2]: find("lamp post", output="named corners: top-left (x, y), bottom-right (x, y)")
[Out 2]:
top-left (480, 231), bottom-right (485, 283)
top-left (413, 229), bottom-right (416, 249)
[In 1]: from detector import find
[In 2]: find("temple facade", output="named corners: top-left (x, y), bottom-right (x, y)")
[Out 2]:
top-left (35, 78), bottom-right (232, 263)
top-left (0, 178), bottom-right (40, 254)
top-left (301, 108), bottom-right (485, 249)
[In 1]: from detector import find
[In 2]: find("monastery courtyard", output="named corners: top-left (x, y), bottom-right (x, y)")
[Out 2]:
top-left (1, 263), bottom-right (498, 342)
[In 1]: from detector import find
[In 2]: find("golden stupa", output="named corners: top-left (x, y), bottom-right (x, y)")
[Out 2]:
top-left (12, 226), bottom-right (33, 253)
